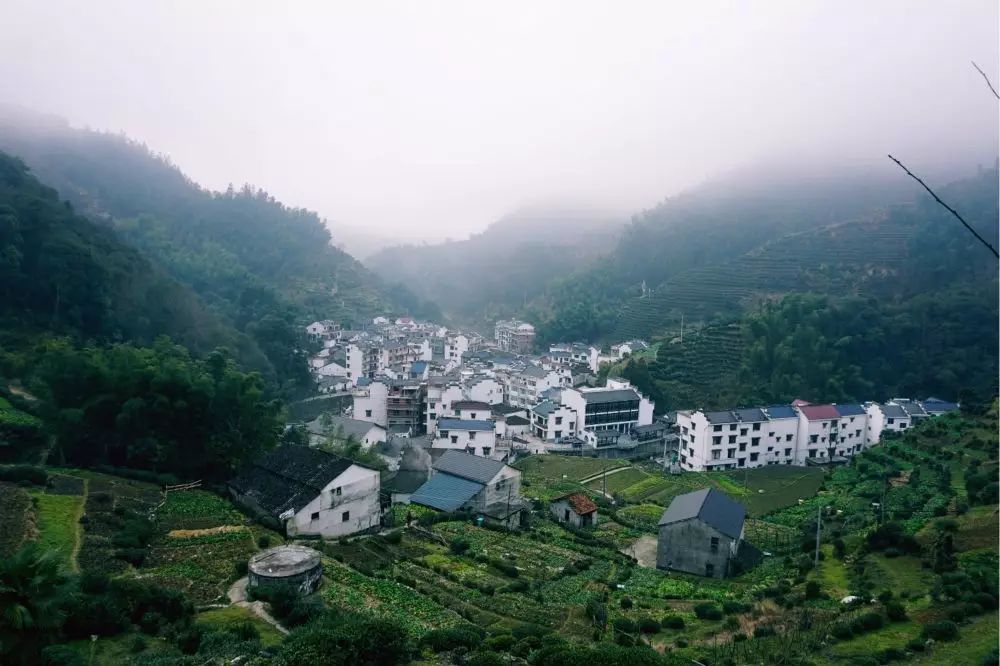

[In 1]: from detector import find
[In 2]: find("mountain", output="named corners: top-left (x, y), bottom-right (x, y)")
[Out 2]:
top-left (366, 207), bottom-right (625, 329)
top-left (609, 165), bottom-right (1000, 410)
top-left (0, 107), bottom-right (439, 391)
top-left (0, 150), bottom-right (266, 368)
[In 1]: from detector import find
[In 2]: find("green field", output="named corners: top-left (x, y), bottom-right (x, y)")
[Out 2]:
top-left (515, 455), bottom-right (628, 482)
top-left (196, 606), bottom-right (285, 646)
top-left (28, 491), bottom-right (83, 571)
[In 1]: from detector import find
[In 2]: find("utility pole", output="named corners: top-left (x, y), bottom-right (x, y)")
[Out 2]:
top-left (814, 503), bottom-right (822, 568)
top-left (680, 313), bottom-right (685, 343)
top-left (506, 484), bottom-right (512, 532)
top-left (602, 468), bottom-right (607, 498)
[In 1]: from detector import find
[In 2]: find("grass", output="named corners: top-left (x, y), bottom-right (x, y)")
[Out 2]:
top-left (585, 468), bottom-right (648, 495)
top-left (914, 612), bottom-right (998, 664)
top-left (867, 553), bottom-right (933, 597)
top-left (718, 465), bottom-right (825, 516)
top-left (822, 620), bottom-right (922, 662)
top-left (515, 455), bottom-right (628, 483)
top-left (157, 489), bottom-right (245, 530)
top-left (28, 491), bottom-right (83, 571)
top-left (815, 545), bottom-right (850, 598)
top-left (197, 606), bottom-right (284, 646)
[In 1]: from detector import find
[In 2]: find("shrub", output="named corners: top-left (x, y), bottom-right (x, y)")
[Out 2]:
top-left (483, 633), bottom-right (516, 651)
top-left (733, 632), bottom-right (747, 642)
top-left (229, 621), bottom-right (260, 642)
top-left (0, 464), bottom-right (48, 486)
top-left (661, 615), bottom-right (685, 630)
top-left (905, 638), bottom-right (926, 652)
top-left (465, 653), bottom-right (506, 666)
top-left (115, 547), bottom-right (148, 566)
top-left (257, 535), bottom-right (271, 549)
top-left (234, 560), bottom-right (249, 577)
top-left (972, 592), bottom-right (998, 611)
top-left (851, 612), bottom-right (885, 633)
top-left (922, 620), bottom-right (959, 641)
top-left (638, 617), bottom-right (660, 634)
top-left (421, 626), bottom-right (483, 653)
top-left (129, 634), bottom-right (148, 653)
top-left (40, 645), bottom-right (85, 666)
top-left (177, 626), bottom-right (203, 654)
top-left (694, 603), bottom-right (723, 620)
top-left (805, 581), bottom-right (821, 599)
top-left (619, 596), bottom-right (633, 610)
top-left (877, 647), bottom-right (906, 663)
top-left (723, 600), bottom-right (750, 614)
top-left (675, 638), bottom-right (689, 648)
top-left (385, 531), bottom-right (402, 545)
top-left (449, 538), bottom-right (470, 555)
top-left (831, 624), bottom-right (853, 640)
top-left (754, 625), bottom-right (776, 638)
top-left (947, 602), bottom-right (982, 622)
top-left (885, 601), bottom-right (907, 621)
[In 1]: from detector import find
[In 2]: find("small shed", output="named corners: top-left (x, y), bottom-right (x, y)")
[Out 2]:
top-left (550, 492), bottom-right (598, 527)
top-left (248, 545), bottom-right (323, 595)
top-left (656, 487), bottom-right (746, 578)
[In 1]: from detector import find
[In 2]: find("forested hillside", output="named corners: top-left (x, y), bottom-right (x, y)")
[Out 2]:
top-left (0, 107), bottom-right (439, 391)
top-left (0, 151), bottom-right (265, 368)
top-left (367, 208), bottom-right (624, 328)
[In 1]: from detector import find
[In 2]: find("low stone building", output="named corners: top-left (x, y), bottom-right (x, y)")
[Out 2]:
top-left (248, 544), bottom-right (323, 595)
top-left (656, 487), bottom-right (747, 578)
top-left (550, 492), bottom-right (598, 527)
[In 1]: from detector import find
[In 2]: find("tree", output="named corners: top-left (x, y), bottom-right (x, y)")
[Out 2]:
top-left (0, 544), bottom-right (67, 663)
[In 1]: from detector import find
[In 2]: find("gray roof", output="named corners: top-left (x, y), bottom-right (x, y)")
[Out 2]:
top-left (520, 365), bottom-right (549, 379)
top-left (763, 405), bottom-right (798, 419)
top-left (452, 400), bottom-right (490, 411)
top-left (532, 401), bottom-right (558, 416)
top-left (834, 404), bottom-right (866, 417)
top-left (704, 410), bottom-right (738, 424)
top-left (437, 418), bottom-right (494, 432)
top-left (410, 473), bottom-right (483, 511)
top-left (880, 403), bottom-right (908, 418)
top-left (433, 450), bottom-right (506, 484)
top-left (311, 415), bottom-right (382, 440)
top-left (922, 399), bottom-right (958, 413)
top-left (732, 408), bottom-right (767, 423)
top-left (580, 388), bottom-right (640, 404)
top-left (386, 470), bottom-right (429, 494)
top-left (658, 487), bottom-right (746, 539)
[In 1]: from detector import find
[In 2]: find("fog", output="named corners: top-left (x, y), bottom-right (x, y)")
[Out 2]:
top-left (0, 1), bottom-right (996, 245)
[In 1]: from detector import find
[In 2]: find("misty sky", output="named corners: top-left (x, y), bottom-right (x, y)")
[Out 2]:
top-left (0, 1), bottom-right (997, 243)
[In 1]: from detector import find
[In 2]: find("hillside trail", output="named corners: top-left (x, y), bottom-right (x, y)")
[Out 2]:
top-left (68, 478), bottom-right (88, 573)
top-left (226, 577), bottom-right (290, 635)
top-left (576, 465), bottom-right (634, 486)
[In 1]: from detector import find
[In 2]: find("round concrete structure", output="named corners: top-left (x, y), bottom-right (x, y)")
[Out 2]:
top-left (248, 544), bottom-right (323, 595)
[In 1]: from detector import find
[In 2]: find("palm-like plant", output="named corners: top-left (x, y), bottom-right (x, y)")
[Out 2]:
top-left (0, 543), bottom-right (67, 661)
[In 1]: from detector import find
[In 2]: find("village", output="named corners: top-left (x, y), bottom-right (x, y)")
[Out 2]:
top-left (222, 314), bottom-right (962, 582)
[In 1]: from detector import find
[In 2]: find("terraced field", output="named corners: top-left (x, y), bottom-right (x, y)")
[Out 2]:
top-left (612, 213), bottom-right (915, 340)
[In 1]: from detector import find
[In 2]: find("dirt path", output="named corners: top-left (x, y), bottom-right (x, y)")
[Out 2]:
top-left (577, 465), bottom-right (634, 486)
top-left (226, 577), bottom-right (290, 635)
top-left (68, 478), bottom-right (88, 573)
top-left (623, 534), bottom-right (658, 568)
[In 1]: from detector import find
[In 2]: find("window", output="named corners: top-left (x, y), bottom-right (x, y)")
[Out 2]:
top-left (713, 424), bottom-right (722, 432)
top-left (768, 431), bottom-right (775, 437)
top-left (887, 418), bottom-right (895, 425)
top-left (728, 435), bottom-right (736, 444)
top-left (311, 511), bottom-right (320, 521)
top-left (752, 423), bottom-right (761, 431)
top-left (342, 511), bottom-right (350, 522)
top-left (554, 430), bottom-right (562, 439)
top-left (727, 448), bottom-right (736, 458)
top-left (900, 422), bottom-right (908, 429)
top-left (334, 487), bottom-right (342, 496)
top-left (821, 422), bottom-right (827, 429)
top-left (365, 410), bottom-right (372, 418)
top-left (737, 458), bottom-right (745, 467)
top-left (451, 435), bottom-right (458, 444)
top-left (855, 429), bottom-right (861, 437)
top-left (808, 448), bottom-right (817, 457)
top-left (786, 434), bottom-right (793, 442)
top-left (429, 402), bottom-right (436, 409)
top-left (750, 452), bottom-right (759, 462)
top-left (739, 442), bottom-right (747, 452)
top-left (712, 436), bottom-right (722, 445)
top-left (555, 416), bottom-right (563, 425)
top-left (469, 431), bottom-right (477, 440)
top-left (740, 428), bottom-right (748, 436)
top-left (810, 434), bottom-right (818, 443)
top-left (710, 537), bottom-right (720, 553)
top-left (706, 563), bottom-right (715, 576)
top-left (729, 424), bottom-right (736, 431)
top-left (784, 448), bottom-right (792, 456)
top-left (482, 446), bottom-right (491, 456)
top-left (470, 412), bottom-right (477, 419)
top-left (751, 437), bottom-right (760, 446)
top-left (711, 450), bottom-right (721, 460)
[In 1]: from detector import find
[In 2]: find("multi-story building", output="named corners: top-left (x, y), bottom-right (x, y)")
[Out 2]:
top-left (433, 418), bottom-right (498, 457)
top-left (530, 401), bottom-right (578, 441)
top-left (505, 365), bottom-right (570, 408)
top-left (353, 378), bottom-right (389, 427)
top-left (386, 379), bottom-right (426, 436)
top-left (560, 379), bottom-right (654, 435)
top-left (494, 319), bottom-right (536, 353)
top-left (548, 343), bottom-right (601, 373)
top-left (346, 342), bottom-right (384, 384)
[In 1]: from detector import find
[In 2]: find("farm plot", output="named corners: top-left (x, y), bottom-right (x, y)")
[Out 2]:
top-left (584, 468), bottom-right (648, 495)
top-left (515, 455), bottom-right (628, 483)
top-left (28, 490), bottom-right (83, 571)
top-left (718, 465), bottom-right (825, 516)
top-left (75, 472), bottom-right (161, 575)
top-left (143, 527), bottom-right (262, 604)
top-left (0, 482), bottom-right (35, 557)
top-left (156, 490), bottom-right (245, 530)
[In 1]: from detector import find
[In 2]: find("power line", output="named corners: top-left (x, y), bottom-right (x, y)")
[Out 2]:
top-left (972, 60), bottom-right (1000, 99)
top-left (887, 154), bottom-right (999, 259)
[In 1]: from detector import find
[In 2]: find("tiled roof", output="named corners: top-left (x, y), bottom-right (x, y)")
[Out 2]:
top-left (834, 404), bottom-right (866, 417)
top-left (921, 399), bottom-right (958, 413)
top-left (798, 404), bottom-right (840, 420)
top-left (532, 401), bottom-right (558, 416)
top-left (704, 410), bottom-right (737, 424)
top-left (658, 487), bottom-right (746, 539)
top-left (452, 400), bottom-right (491, 411)
top-left (880, 403), bottom-right (908, 418)
top-left (433, 450), bottom-right (507, 484)
top-left (579, 388), bottom-right (640, 404)
top-left (554, 492), bottom-right (598, 515)
top-left (437, 418), bottom-right (494, 432)
top-left (410, 474), bottom-right (483, 511)
top-left (506, 415), bottom-right (530, 426)
top-left (763, 405), bottom-right (798, 419)
top-left (732, 408), bottom-right (767, 423)
top-left (229, 445), bottom-right (358, 517)
top-left (386, 470), bottom-right (429, 494)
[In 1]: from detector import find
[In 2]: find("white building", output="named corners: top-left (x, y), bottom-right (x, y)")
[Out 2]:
top-left (505, 365), bottom-right (570, 408)
top-left (353, 378), bottom-right (389, 427)
top-left (308, 415), bottom-right (387, 450)
top-left (433, 418), bottom-right (499, 457)
top-left (549, 343), bottom-right (601, 373)
top-left (229, 444), bottom-right (381, 539)
top-left (560, 379), bottom-right (654, 435)
top-left (410, 451), bottom-right (526, 528)
top-left (530, 400), bottom-right (578, 441)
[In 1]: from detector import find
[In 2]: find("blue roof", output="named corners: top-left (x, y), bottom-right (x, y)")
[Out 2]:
top-left (763, 405), bottom-right (797, 419)
top-left (437, 418), bottom-right (494, 431)
top-left (411, 361), bottom-right (427, 372)
top-left (835, 404), bottom-right (866, 416)
top-left (410, 473), bottom-right (483, 511)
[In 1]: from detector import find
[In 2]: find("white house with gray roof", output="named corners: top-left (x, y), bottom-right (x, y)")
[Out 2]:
top-left (432, 418), bottom-right (499, 457)
top-left (530, 400), bottom-right (578, 442)
top-left (409, 450), bottom-right (526, 527)
top-left (560, 379), bottom-right (654, 435)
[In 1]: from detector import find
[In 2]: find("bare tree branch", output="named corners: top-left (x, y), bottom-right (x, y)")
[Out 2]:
top-left (971, 60), bottom-right (1000, 99)
top-left (887, 154), bottom-right (999, 259)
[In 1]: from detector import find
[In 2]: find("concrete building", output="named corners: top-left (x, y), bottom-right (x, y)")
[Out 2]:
top-left (308, 415), bottom-right (387, 450)
top-left (561, 379), bottom-right (654, 435)
top-left (409, 450), bottom-right (527, 528)
top-left (387, 379), bottom-right (426, 436)
top-left (229, 444), bottom-right (381, 539)
top-left (530, 400), bottom-right (578, 441)
top-left (494, 319), bottom-right (536, 353)
top-left (656, 488), bottom-right (748, 578)
top-left (548, 342), bottom-right (601, 373)
top-left (550, 492), bottom-right (598, 527)
top-left (353, 378), bottom-right (389, 428)
top-left (433, 418), bottom-right (498, 457)
top-left (248, 545), bottom-right (323, 595)
top-left (794, 403), bottom-right (842, 464)
top-left (505, 365), bottom-right (569, 408)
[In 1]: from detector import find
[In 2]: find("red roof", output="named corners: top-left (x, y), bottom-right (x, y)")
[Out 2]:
top-left (798, 404), bottom-right (839, 420)
top-left (565, 493), bottom-right (598, 515)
